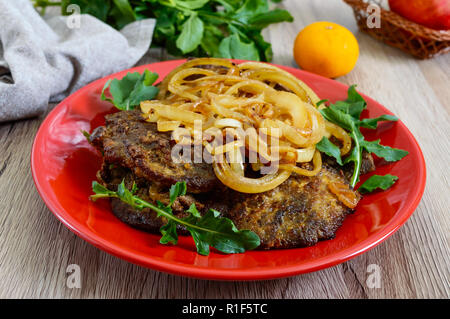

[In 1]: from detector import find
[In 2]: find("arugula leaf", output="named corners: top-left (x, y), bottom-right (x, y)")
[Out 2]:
top-left (346, 84), bottom-right (366, 104)
top-left (248, 9), bottom-right (294, 29)
top-left (213, 0), bottom-right (239, 11)
top-left (186, 203), bottom-right (202, 217)
top-left (174, 0), bottom-right (210, 10)
top-left (361, 140), bottom-right (409, 162)
top-left (176, 12), bottom-right (205, 54)
top-left (358, 114), bottom-right (398, 129)
top-left (335, 85), bottom-right (367, 119)
top-left (110, 0), bottom-right (136, 29)
top-left (155, 11), bottom-right (176, 37)
top-left (219, 33), bottom-right (260, 61)
top-left (332, 100), bottom-right (365, 120)
top-left (251, 32), bottom-right (273, 62)
top-left (319, 85), bottom-right (408, 188)
top-left (186, 209), bottom-right (260, 254)
top-left (169, 182), bottom-right (187, 206)
top-left (92, 181), bottom-right (116, 198)
top-left (316, 137), bottom-right (343, 165)
top-left (358, 175), bottom-right (398, 194)
top-left (91, 180), bottom-right (260, 255)
top-left (160, 218), bottom-right (179, 245)
top-left (320, 104), bottom-right (357, 132)
top-left (232, 0), bottom-right (269, 24)
top-left (101, 70), bottom-right (159, 110)
top-left (201, 25), bottom-right (224, 57)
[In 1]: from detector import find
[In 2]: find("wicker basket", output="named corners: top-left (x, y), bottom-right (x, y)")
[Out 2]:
top-left (343, 0), bottom-right (450, 59)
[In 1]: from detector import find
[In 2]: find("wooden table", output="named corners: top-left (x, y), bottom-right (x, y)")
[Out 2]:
top-left (1, 0), bottom-right (449, 298)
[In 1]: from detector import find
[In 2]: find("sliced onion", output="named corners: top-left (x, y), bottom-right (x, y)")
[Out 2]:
top-left (238, 62), bottom-right (321, 104)
top-left (212, 93), bottom-right (265, 109)
top-left (209, 97), bottom-right (250, 122)
top-left (168, 68), bottom-right (216, 101)
top-left (211, 141), bottom-right (244, 155)
top-left (265, 90), bottom-right (308, 129)
top-left (141, 101), bottom-right (204, 123)
top-left (296, 147), bottom-right (315, 163)
top-left (157, 120), bottom-right (181, 132)
top-left (261, 119), bottom-right (311, 147)
top-left (214, 118), bottom-right (243, 129)
top-left (328, 182), bottom-right (360, 208)
top-left (158, 58), bottom-right (239, 99)
top-left (225, 80), bottom-right (273, 96)
top-left (213, 158), bottom-right (291, 193)
top-left (228, 146), bottom-right (245, 177)
top-left (279, 150), bottom-right (322, 177)
top-left (325, 121), bottom-right (352, 155)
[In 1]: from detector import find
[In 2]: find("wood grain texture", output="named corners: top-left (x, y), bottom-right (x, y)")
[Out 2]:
top-left (0, 0), bottom-right (449, 299)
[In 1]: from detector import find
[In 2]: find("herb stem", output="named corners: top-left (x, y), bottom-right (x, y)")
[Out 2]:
top-left (350, 130), bottom-right (362, 188)
top-left (93, 192), bottom-right (223, 236)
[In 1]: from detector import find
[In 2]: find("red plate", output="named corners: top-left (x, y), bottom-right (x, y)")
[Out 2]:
top-left (31, 60), bottom-right (426, 280)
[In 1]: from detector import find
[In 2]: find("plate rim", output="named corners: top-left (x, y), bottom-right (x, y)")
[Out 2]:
top-left (31, 59), bottom-right (427, 280)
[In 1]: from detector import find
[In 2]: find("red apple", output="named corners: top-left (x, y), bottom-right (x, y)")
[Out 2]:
top-left (389, 0), bottom-right (450, 30)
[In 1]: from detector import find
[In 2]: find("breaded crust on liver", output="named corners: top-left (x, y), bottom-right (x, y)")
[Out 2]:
top-left (222, 165), bottom-right (355, 248)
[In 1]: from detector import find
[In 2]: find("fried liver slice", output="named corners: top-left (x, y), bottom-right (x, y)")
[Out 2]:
top-left (90, 110), bottom-right (218, 193)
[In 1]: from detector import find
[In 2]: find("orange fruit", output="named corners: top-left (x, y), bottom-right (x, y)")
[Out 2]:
top-left (293, 22), bottom-right (359, 78)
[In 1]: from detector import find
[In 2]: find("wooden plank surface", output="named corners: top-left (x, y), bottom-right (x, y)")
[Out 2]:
top-left (0, 0), bottom-right (449, 299)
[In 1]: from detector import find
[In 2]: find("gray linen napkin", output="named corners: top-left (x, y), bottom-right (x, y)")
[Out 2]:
top-left (0, 0), bottom-right (156, 122)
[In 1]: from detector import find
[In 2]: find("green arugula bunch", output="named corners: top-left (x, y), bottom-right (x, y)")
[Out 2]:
top-left (33, 0), bottom-right (293, 62)
top-left (316, 85), bottom-right (408, 192)
top-left (91, 180), bottom-right (261, 255)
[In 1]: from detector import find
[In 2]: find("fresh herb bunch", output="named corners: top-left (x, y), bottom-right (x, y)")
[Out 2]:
top-left (91, 180), bottom-right (261, 255)
top-left (33, 0), bottom-right (293, 62)
top-left (316, 85), bottom-right (408, 191)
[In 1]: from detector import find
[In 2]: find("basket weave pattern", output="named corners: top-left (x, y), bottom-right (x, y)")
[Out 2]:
top-left (344, 0), bottom-right (450, 59)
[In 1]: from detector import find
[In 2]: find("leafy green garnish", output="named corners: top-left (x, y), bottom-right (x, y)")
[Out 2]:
top-left (91, 180), bottom-right (260, 255)
top-left (358, 115), bottom-right (399, 129)
top-left (33, 0), bottom-right (293, 62)
top-left (169, 182), bottom-right (187, 205)
top-left (316, 137), bottom-right (343, 165)
top-left (175, 12), bottom-right (204, 54)
top-left (218, 33), bottom-right (260, 61)
top-left (358, 174), bottom-right (398, 194)
top-left (316, 99), bottom-right (328, 107)
top-left (361, 139), bottom-right (409, 162)
top-left (319, 85), bottom-right (408, 189)
top-left (101, 70), bottom-right (159, 110)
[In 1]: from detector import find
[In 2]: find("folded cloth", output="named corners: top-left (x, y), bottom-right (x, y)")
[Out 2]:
top-left (0, 0), bottom-right (156, 122)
